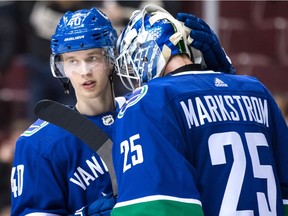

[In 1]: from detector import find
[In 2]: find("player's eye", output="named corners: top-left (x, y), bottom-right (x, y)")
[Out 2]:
top-left (68, 59), bottom-right (78, 65)
top-left (88, 56), bottom-right (97, 62)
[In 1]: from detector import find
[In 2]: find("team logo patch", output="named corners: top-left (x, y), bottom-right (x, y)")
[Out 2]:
top-left (102, 114), bottom-right (114, 126)
top-left (21, 119), bottom-right (48, 137)
top-left (117, 85), bottom-right (148, 119)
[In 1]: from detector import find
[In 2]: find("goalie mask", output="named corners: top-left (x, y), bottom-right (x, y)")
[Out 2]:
top-left (116, 4), bottom-right (197, 90)
top-left (50, 7), bottom-right (117, 78)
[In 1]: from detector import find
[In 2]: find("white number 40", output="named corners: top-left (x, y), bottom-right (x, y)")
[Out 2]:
top-left (11, 164), bottom-right (24, 198)
top-left (121, 134), bottom-right (144, 173)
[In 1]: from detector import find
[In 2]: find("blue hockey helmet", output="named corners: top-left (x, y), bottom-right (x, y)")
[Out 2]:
top-left (50, 7), bottom-right (117, 78)
top-left (115, 4), bottom-right (194, 90)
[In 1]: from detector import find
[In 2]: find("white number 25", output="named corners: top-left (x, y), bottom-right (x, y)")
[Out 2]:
top-left (209, 132), bottom-right (276, 216)
top-left (121, 134), bottom-right (144, 173)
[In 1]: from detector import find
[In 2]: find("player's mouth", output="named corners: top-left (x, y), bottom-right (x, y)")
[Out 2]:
top-left (82, 80), bottom-right (96, 89)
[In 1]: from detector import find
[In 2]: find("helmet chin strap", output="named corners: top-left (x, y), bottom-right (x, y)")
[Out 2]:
top-left (58, 78), bottom-right (70, 94)
top-left (109, 70), bottom-right (116, 110)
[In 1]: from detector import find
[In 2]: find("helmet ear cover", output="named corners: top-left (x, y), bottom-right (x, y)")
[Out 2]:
top-left (50, 54), bottom-right (64, 78)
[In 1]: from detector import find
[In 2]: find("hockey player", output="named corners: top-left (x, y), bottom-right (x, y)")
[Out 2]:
top-left (108, 4), bottom-right (288, 216)
top-left (10, 8), bottom-right (119, 215)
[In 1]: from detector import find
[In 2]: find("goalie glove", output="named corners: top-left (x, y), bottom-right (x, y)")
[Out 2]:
top-left (176, 13), bottom-right (236, 74)
top-left (73, 192), bottom-right (117, 216)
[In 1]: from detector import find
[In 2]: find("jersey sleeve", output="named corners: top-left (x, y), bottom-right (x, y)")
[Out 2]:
top-left (111, 89), bottom-right (204, 216)
top-left (11, 137), bottom-right (69, 215)
top-left (265, 89), bottom-right (288, 215)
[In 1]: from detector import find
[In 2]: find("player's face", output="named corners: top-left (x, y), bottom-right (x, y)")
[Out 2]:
top-left (63, 48), bottom-right (112, 100)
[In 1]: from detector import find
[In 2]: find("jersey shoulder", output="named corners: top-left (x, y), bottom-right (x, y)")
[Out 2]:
top-left (16, 119), bottom-right (78, 158)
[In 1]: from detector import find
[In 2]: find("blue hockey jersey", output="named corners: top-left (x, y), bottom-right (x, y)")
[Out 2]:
top-left (108, 71), bottom-right (288, 216)
top-left (11, 115), bottom-right (113, 215)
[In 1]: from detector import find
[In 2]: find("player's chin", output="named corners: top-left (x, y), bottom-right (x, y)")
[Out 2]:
top-left (84, 89), bottom-right (103, 99)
